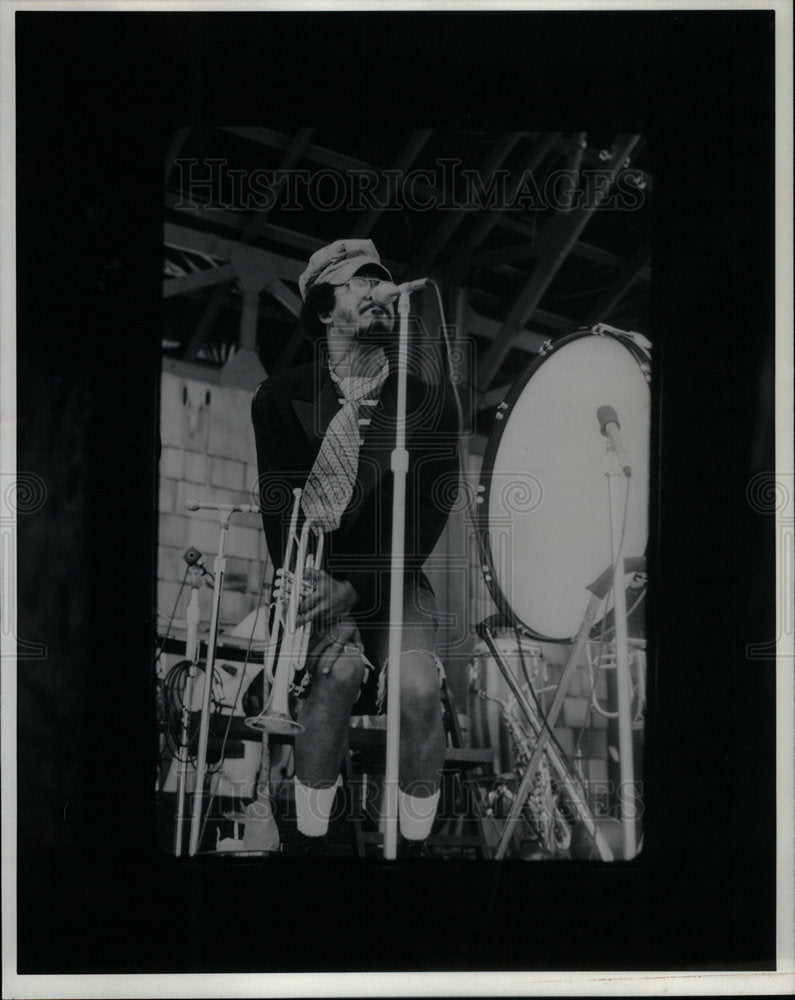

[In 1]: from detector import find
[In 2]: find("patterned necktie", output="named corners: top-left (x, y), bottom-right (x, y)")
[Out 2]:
top-left (300, 359), bottom-right (389, 533)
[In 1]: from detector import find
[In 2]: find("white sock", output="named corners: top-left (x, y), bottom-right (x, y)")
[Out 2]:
top-left (294, 776), bottom-right (341, 837)
top-left (398, 787), bottom-right (441, 841)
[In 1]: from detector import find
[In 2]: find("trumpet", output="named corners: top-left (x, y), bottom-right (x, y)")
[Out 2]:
top-left (246, 488), bottom-right (322, 736)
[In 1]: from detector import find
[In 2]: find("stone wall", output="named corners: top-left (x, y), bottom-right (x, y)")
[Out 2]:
top-left (157, 370), bottom-right (270, 632)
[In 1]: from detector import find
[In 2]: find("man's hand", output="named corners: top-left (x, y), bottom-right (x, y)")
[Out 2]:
top-left (296, 567), bottom-right (357, 629)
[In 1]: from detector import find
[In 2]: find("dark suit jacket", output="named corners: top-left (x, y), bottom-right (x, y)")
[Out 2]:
top-left (251, 357), bottom-right (459, 621)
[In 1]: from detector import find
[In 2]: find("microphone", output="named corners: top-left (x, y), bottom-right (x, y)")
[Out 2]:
top-left (182, 546), bottom-right (216, 583)
top-left (597, 405), bottom-right (632, 477)
top-left (369, 277), bottom-right (429, 305)
top-left (186, 498), bottom-right (261, 514)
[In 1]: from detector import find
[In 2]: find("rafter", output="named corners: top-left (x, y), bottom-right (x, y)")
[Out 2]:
top-left (480, 216), bottom-right (647, 274)
top-left (241, 127), bottom-right (314, 241)
top-left (163, 262), bottom-right (235, 298)
top-left (164, 193), bottom-right (405, 275)
top-left (352, 130), bottom-right (433, 238)
top-left (165, 223), bottom-right (304, 360)
top-left (465, 305), bottom-right (548, 355)
top-left (448, 132), bottom-right (561, 274)
top-left (164, 126), bottom-right (189, 186)
top-left (165, 223), bottom-right (304, 280)
top-left (413, 132), bottom-right (523, 275)
top-left (180, 129), bottom-right (312, 361)
top-left (584, 244), bottom-right (651, 325)
top-left (477, 134), bottom-right (641, 391)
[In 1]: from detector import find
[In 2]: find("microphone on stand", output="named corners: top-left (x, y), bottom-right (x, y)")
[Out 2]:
top-left (597, 405), bottom-right (632, 477)
top-left (182, 546), bottom-right (215, 584)
top-left (369, 277), bottom-right (429, 306)
top-left (186, 498), bottom-right (260, 514)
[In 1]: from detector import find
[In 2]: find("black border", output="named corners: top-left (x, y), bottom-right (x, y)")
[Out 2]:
top-left (15, 10), bottom-right (776, 975)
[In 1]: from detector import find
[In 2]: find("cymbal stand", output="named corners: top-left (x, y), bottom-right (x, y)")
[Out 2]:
top-left (173, 564), bottom-right (203, 856)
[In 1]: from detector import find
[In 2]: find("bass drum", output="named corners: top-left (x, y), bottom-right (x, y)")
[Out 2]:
top-left (478, 326), bottom-right (651, 642)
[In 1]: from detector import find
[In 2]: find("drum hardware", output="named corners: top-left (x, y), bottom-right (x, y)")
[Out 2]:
top-left (475, 686), bottom-right (572, 856)
top-left (484, 519), bottom-right (643, 860)
top-left (245, 488), bottom-right (319, 737)
top-left (477, 619), bottom-right (614, 862)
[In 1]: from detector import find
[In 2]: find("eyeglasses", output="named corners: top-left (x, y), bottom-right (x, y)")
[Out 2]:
top-left (343, 275), bottom-right (385, 294)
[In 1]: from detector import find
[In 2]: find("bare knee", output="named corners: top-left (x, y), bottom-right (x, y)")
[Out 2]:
top-left (400, 651), bottom-right (442, 719)
top-left (320, 650), bottom-right (365, 702)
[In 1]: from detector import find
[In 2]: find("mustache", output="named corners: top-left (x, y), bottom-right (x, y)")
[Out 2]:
top-left (359, 302), bottom-right (392, 317)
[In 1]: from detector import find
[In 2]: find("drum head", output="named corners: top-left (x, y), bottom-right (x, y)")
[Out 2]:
top-left (479, 331), bottom-right (650, 641)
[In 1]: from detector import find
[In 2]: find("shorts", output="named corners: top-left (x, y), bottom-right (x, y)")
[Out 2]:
top-left (293, 572), bottom-right (445, 716)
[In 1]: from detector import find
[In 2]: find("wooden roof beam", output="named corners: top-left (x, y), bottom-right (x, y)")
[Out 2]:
top-left (352, 130), bottom-right (434, 238)
top-left (413, 132), bottom-right (524, 275)
top-left (448, 133), bottom-right (562, 274)
top-left (165, 222), bottom-right (304, 280)
top-left (494, 217), bottom-right (644, 273)
top-left (466, 285), bottom-right (577, 334)
top-left (179, 129), bottom-right (314, 360)
top-left (241, 127), bottom-right (315, 241)
top-left (164, 193), bottom-right (405, 274)
top-left (584, 244), bottom-right (651, 325)
top-left (163, 262), bottom-right (236, 298)
top-left (477, 134), bottom-right (641, 391)
top-left (466, 305), bottom-right (548, 354)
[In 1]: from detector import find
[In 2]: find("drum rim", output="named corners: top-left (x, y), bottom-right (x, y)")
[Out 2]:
top-left (477, 327), bottom-right (646, 643)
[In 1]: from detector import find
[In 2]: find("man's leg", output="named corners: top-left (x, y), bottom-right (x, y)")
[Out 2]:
top-left (293, 646), bottom-right (364, 838)
top-left (397, 647), bottom-right (446, 842)
top-left (372, 587), bottom-right (446, 843)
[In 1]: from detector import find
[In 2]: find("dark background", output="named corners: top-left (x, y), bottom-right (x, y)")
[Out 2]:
top-left (15, 10), bottom-right (776, 974)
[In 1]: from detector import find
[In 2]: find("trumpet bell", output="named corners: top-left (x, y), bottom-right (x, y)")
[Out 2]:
top-left (244, 712), bottom-right (304, 736)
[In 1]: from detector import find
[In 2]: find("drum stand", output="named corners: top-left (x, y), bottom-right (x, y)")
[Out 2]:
top-left (478, 618), bottom-right (615, 862)
top-left (486, 449), bottom-right (640, 862)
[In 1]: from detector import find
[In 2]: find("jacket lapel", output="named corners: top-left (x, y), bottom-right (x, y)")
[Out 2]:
top-left (287, 362), bottom-right (423, 530)
top-left (290, 365), bottom-right (340, 447)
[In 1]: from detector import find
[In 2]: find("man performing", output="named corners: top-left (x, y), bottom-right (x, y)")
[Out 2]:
top-left (251, 239), bottom-right (459, 857)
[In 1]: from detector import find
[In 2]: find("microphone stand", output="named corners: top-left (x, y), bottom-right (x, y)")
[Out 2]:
top-left (173, 565), bottom-right (202, 856)
top-left (383, 287), bottom-right (413, 860)
top-left (604, 449), bottom-right (638, 859)
top-left (187, 507), bottom-right (232, 855)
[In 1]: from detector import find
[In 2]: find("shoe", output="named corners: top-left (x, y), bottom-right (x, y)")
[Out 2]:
top-left (400, 837), bottom-right (434, 860)
top-left (286, 831), bottom-right (332, 858)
